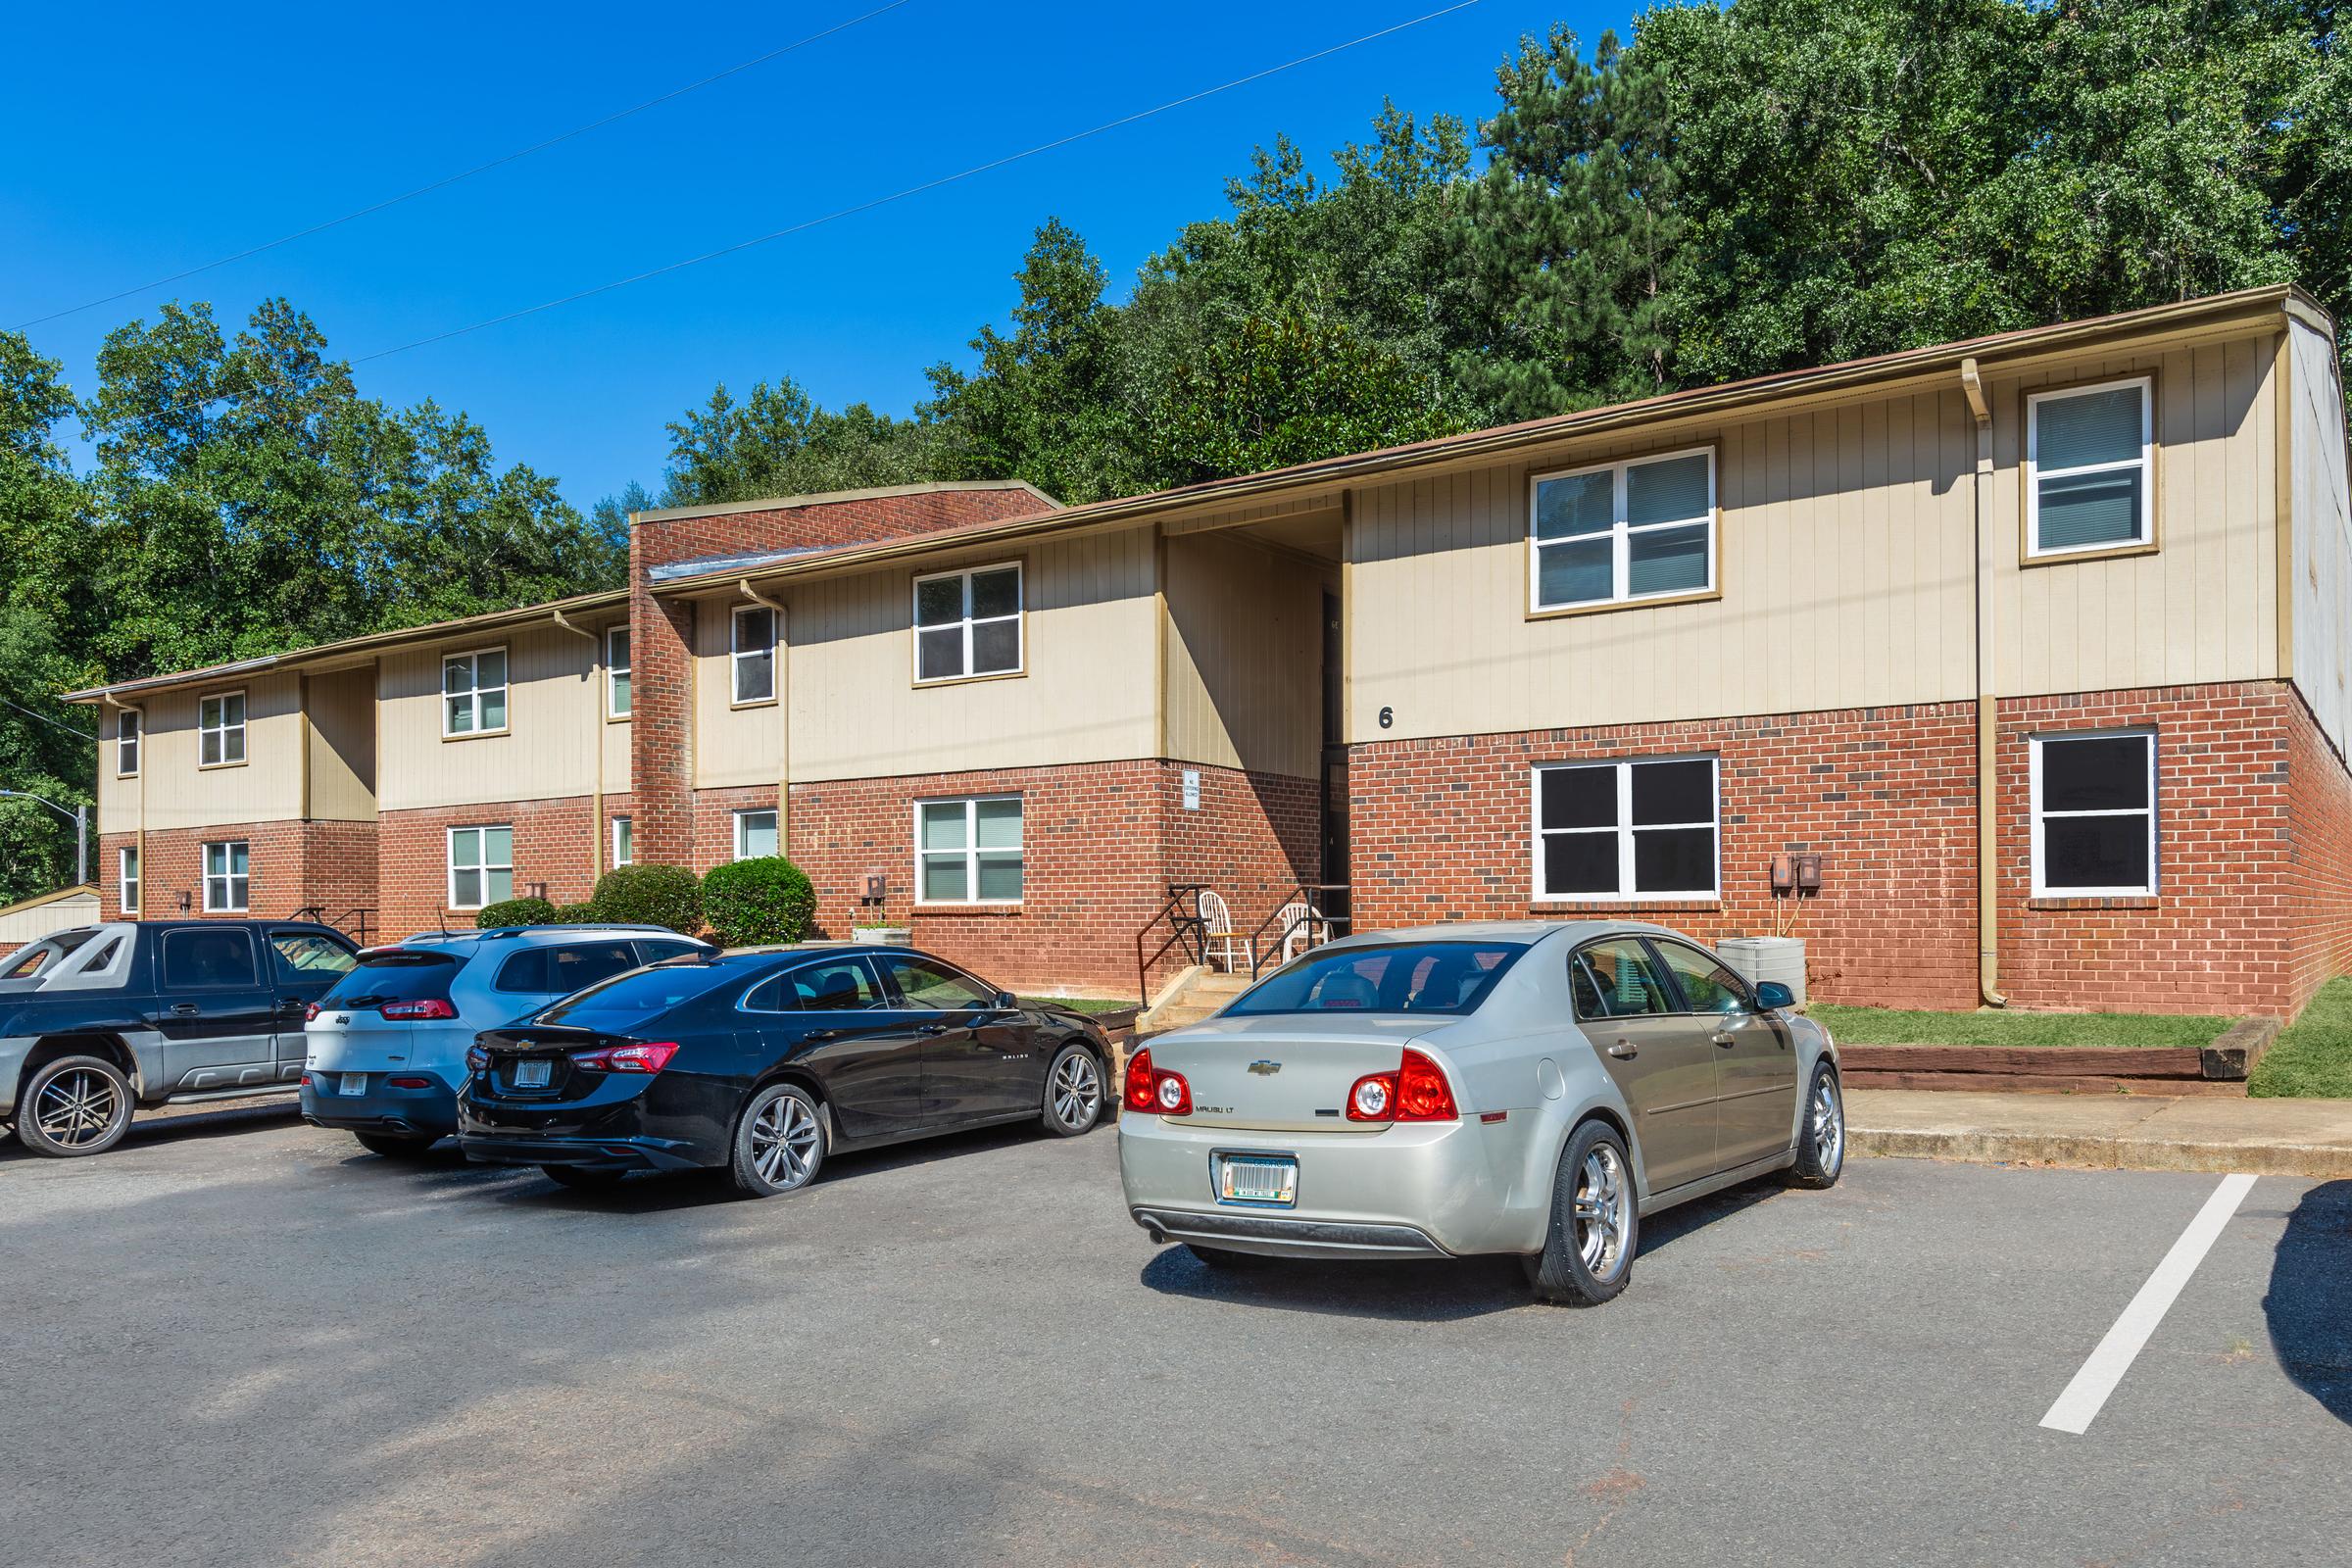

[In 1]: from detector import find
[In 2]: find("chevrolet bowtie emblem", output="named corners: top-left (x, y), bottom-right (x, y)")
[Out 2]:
top-left (1249, 1059), bottom-right (1282, 1075)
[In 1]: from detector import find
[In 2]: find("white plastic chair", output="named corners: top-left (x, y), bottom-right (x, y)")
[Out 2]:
top-left (1277, 900), bottom-right (1332, 964)
top-left (1197, 890), bottom-right (1247, 973)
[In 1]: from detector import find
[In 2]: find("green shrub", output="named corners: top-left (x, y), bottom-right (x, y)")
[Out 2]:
top-left (475, 897), bottom-right (557, 930)
top-left (702, 857), bottom-right (817, 947)
top-left (589, 863), bottom-right (703, 935)
top-left (552, 901), bottom-right (599, 923)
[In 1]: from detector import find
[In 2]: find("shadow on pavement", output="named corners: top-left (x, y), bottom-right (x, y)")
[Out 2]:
top-left (1634, 1173), bottom-right (1790, 1259)
top-left (1138, 1243), bottom-right (1533, 1320)
top-left (0, 1099), bottom-right (301, 1165)
top-left (2265, 1177), bottom-right (2352, 1426)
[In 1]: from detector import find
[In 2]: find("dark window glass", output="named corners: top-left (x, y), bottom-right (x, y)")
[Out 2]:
top-left (634, 940), bottom-right (704, 965)
top-left (2037, 468), bottom-right (2143, 551)
top-left (917, 627), bottom-right (962, 681)
top-left (2040, 736), bottom-right (2149, 812)
top-left (320, 951), bottom-right (460, 1007)
top-left (971, 619), bottom-right (1020, 673)
top-left (1542, 833), bottom-right (1618, 897)
top-left (1540, 765), bottom-right (1614, 831)
top-left (1630, 760), bottom-right (1714, 825)
top-left (270, 932), bottom-right (357, 984)
top-left (497, 942), bottom-right (639, 996)
top-left (1634, 828), bottom-right (1717, 895)
top-left (914, 577), bottom-right (963, 626)
top-left (161, 928), bottom-right (259, 989)
top-left (1627, 523), bottom-right (1708, 596)
top-left (969, 567), bottom-right (1020, 619)
top-left (1570, 940), bottom-right (1673, 1019)
top-left (2044, 816), bottom-right (2152, 891)
top-left (1226, 942), bottom-right (1522, 1017)
top-left (883, 957), bottom-right (996, 1011)
top-left (1647, 940), bottom-right (1751, 1015)
top-left (538, 960), bottom-right (734, 1028)
top-left (785, 958), bottom-right (886, 1011)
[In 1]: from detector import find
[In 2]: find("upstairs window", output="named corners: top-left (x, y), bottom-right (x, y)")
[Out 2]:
top-left (2028, 378), bottom-right (2152, 558)
top-left (732, 605), bottom-right (776, 705)
top-left (199, 692), bottom-right (246, 766)
top-left (606, 626), bottom-right (631, 717)
top-left (443, 649), bottom-right (509, 736)
top-left (913, 564), bottom-right (1022, 683)
top-left (1535, 757), bottom-right (1720, 902)
top-left (1530, 449), bottom-right (1715, 612)
top-left (117, 709), bottom-right (140, 776)
top-left (2032, 730), bottom-right (2157, 897)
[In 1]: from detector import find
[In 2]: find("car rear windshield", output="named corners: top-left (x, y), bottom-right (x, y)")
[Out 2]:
top-left (319, 951), bottom-right (461, 1008)
top-left (534, 960), bottom-right (737, 1029)
top-left (1223, 941), bottom-right (1524, 1017)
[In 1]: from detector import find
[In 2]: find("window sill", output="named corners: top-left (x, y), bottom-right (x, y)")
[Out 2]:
top-left (2028, 895), bottom-right (2159, 910)
top-left (1531, 899), bottom-right (1723, 914)
top-left (911, 904), bottom-right (1025, 917)
top-left (605, 710), bottom-right (632, 724)
top-left (2021, 539), bottom-right (2158, 569)
top-left (1527, 587), bottom-right (1720, 623)
top-left (440, 728), bottom-right (512, 743)
top-left (730, 697), bottom-right (778, 710)
top-left (197, 759), bottom-right (250, 771)
top-left (912, 668), bottom-right (1028, 690)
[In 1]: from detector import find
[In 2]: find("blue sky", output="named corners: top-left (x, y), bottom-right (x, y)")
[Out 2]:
top-left (4, 1), bottom-right (1621, 510)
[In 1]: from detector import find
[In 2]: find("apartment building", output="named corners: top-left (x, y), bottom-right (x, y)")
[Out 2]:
top-left (69, 286), bottom-right (2352, 1016)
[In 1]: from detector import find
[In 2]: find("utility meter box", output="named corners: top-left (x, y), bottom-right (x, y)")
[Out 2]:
top-left (1717, 936), bottom-right (1807, 1006)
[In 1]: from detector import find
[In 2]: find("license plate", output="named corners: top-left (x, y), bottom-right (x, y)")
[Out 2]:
top-left (338, 1073), bottom-right (368, 1097)
top-left (1217, 1155), bottom-right (1298, 1206)
top-left (513, 1059), bottom-right (553, 1089)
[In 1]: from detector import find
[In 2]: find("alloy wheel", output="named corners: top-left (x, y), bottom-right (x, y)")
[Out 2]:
top-left (1051, 1051), bottom-right (1102, 1130)
top-left (33, 1068), bottom-right (124, 1150)
top-left (1811, 1075), bottom-right (1845, 1174)
top-left (1572, 1143), bottom-right (1633, 1281)
top-left (750, 1093), bottom-right (821, 1190)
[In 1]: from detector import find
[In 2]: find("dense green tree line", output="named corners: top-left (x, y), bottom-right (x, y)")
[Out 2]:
top-left (2, 0), bottom-right (2342, 902)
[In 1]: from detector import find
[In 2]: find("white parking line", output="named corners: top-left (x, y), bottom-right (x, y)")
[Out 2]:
top-left (2038, 1172), bottom-right (2257, 1436)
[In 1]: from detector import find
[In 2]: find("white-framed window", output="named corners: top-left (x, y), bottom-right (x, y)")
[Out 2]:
top-left (732, 605), bottom-right (776, 705)
top-left (447, 825), bottom-right (514, 909)
top-left (203, 840), bottom-right (250, 912)
top-left (119, 845), bottom-right (140, 913)
top-left (912, 563), bottom-right (1022, 683)
top-left (198, 691), bottom-right (246, 766)
top-left (916, 796), bottom-right (1023, 904)
top-left (732, 808), bottom-right (778, 860)
top-left (606, 626), bottom-right (632, 717)
top-left (1533, 756), bottom-right (1720, 902)
top-left (1529, 448), bottom-right (1715, 612)
top-left (611, 816), bottom-right (633, 867)
top-left (2031, 729), bottom-right (2158, 897)
top-left (2027, 377), bottom-right (2153, 558)
top-left (117, 708), bottom-right (140, 776)
top-left (442, 648), bottom-right (509, 737)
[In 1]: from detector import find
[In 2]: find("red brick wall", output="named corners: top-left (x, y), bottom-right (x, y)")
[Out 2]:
top-left (96, 820), bottom-right (377, 936)
top-left (631, 485), bottom-right (1052, 574)
top-left (377, 798), bottom-right (601, 939)
top-left (1348, 681), bottom-right (2347, 1018)
top-left (691, 784), bottom-right (778, 873)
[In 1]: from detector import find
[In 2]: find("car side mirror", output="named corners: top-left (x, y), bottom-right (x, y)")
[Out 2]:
top-left (1753, 981), bottom-right (1795, 1011)
top-left (996, 991), bottom-right (1019, 1011)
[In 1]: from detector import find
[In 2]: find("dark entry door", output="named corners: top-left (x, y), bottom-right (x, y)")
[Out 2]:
top-left (1320, 590), bottom-right (1351, 928)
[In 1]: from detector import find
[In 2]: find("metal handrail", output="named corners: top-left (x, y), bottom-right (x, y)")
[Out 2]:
top-left (1133, 883), bottom-right (1210, 1006)
top-left (294, 906), bottom-right (376, 946)
top-left (1248, 883), bottom-right (1350, 979)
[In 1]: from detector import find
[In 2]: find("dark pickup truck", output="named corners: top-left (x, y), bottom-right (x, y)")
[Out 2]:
top-left (1, 919), bottom-right (360, 1157)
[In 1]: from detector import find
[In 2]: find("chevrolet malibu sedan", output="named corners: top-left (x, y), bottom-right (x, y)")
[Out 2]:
top-left (458, 945), bottom-right (1115, 1195)
top-left (1118, 921), bottom-right (1842, 1305)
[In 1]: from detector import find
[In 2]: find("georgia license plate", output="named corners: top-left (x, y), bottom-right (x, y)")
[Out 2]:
top-left (1217, 1155), bottom-right (1298, 1206)
top-left (514, 1059), bottom-right (553, 1089)
top-left (338, 1073), bottom-right (368, 1097)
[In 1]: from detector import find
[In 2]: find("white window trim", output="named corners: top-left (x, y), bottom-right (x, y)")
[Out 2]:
top-left (202, 840), bottom-right (250, 912)
top-left (911, 562), bottom-right (1025, 685)
top-left (1527, 446), bottom-right (1717, 614)
top-left (611, 815), bottom-right (633, 867)
top-left (2030, 728), bottom-right (2159, 898)
top-left (914, 794), bottom-right (1025, 906)
top-left (605, 625), bottom-right (632, 719)
top-left (446, 824), bottom-right (513, 910)
top-left (197, 689), bottom-right (247, 768)
top-left (119, 846), bottom-right (140, 913)
top-left (732, 808), bottom-right (779, 861)
top-left (2025, 376), bottom-right (2154, 559)
top-left (731, 604), bottom-right (777, 707)
top-left (1531, 755), bottom-right (1722, 904)
top-left (441, 646), bottom-right (510, 738)
top-left (117, 708), bottom-right (141, 777)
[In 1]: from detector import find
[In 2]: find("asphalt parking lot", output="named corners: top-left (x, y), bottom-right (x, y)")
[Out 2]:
top-left (4, 1103), bottom-right (2347, 1568)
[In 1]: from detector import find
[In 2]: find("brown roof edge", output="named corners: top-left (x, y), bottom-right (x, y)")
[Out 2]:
top-left (61, 587), bottom-right (629, 705)
top-left (650, 285), bottom-right (2309, 596)
top-left (630, 478), bottom-right (1061, 526)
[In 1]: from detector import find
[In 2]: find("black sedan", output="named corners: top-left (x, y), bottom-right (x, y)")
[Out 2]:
top-left (455, 946), bottom-right (1115, 1195)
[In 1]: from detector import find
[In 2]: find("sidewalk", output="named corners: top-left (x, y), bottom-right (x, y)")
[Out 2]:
top-left (1848, 1089), bottom-right (2352, 1179)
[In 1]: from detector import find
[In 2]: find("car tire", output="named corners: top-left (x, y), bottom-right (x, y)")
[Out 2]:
top-left (730, 1083), bottom-right (826, 1198)
top-left (1524, 1119), bottom-right (1640, 1306)
top-left (1787, 1062), bottom-right (1846, 1190)
top-left (1040, 1042), bottom-right (1104, 1137)
top-left (355, 1132), bottom-right (439, 1159)
top-left (541, 1164), bottom-right (628, 1190)
top-left (1187, 1244), bottom-right (1272, 1270)
top-left (16, 1054), bottom-right (135, 1158)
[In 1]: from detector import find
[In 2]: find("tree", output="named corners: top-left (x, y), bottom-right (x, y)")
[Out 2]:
top-left (658, 377), bottom-right (935, 508)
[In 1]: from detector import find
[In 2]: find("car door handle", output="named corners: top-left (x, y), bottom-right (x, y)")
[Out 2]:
top-left (916, 1024), bottom-right (949, 1036)
top-left (1712, 1031), bottom-right (1739, 1048)
top-left (170, 1003), bottom-right (200, 1016)
top-left (802, 1029), bottom-right (840, 1043)
top-left (1606, 1041), bottom-right (1638, 1058)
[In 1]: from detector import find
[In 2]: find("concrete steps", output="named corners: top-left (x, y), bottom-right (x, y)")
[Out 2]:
top-left (1140, 970), bottom-right (1252, 1036)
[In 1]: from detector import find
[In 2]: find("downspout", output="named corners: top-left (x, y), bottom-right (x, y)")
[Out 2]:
top-left (102, 692), bottom-right (141, 916)
top-left (550, 610), bottom-right (604, 886)
top-left (1961, 358), bottom-right (2007, 1007)
top-left (739, 580), bottom-right (789, 847)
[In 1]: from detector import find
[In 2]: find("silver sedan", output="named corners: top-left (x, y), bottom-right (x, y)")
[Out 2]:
top-left (1118, 920), bottom-right (1843, 1305)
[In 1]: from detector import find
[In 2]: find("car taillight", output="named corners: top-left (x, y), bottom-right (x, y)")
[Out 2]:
top-left (386, 1076), bottom-right (432, 1090)
top-left (568, 1040), bottom-right (680, 1074)
top-left (299, 1073), bottom-right (314, 1089)
top-left (1347, 1049), bottom-right (1458, 1123)
top-left (466, 1045), bottom-right (489, 1073)
top-left (304, 1002), bottom-right (321, 1024)
top-left (1122, 1048), bottom-right (1192, 1116)
top-left (380, 998), bottom-right (458, 1020)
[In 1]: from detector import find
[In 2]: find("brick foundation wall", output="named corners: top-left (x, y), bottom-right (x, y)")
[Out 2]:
top-left (377, 798), bottom-right (601, 939)
top-left (96, 819), bottom-right (378, 935)
top-left (1348, 681), bottom-right (2349, 1018)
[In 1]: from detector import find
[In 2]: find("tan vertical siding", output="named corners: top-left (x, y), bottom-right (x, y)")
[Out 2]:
top-left (99, 674), bottom-right (305, 832)
top-left (305, 666), bottom-right (377, 820)
top-left (1162, 530), bottom-right (1325, 778)
top-left (377, 623), bottom-right (604, 810)
top-left (693, 595), bottom-right (782, 789)
top-left (2289, 318), bottom-right (2352, 753)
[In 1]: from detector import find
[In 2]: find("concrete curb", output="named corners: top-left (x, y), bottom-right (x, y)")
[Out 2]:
top-left (1846, 1089), bottom-right (2352, 1180)
top-left (1850, 1125), bottom-right (2352, 1180)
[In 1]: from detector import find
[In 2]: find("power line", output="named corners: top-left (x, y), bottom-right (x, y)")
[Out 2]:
top-left (1, 695), bottom-right (95, 738)
top-left (354, 1), bottom-right (1483, 365)
top-left (11, 0), bottom-right (916, 331)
